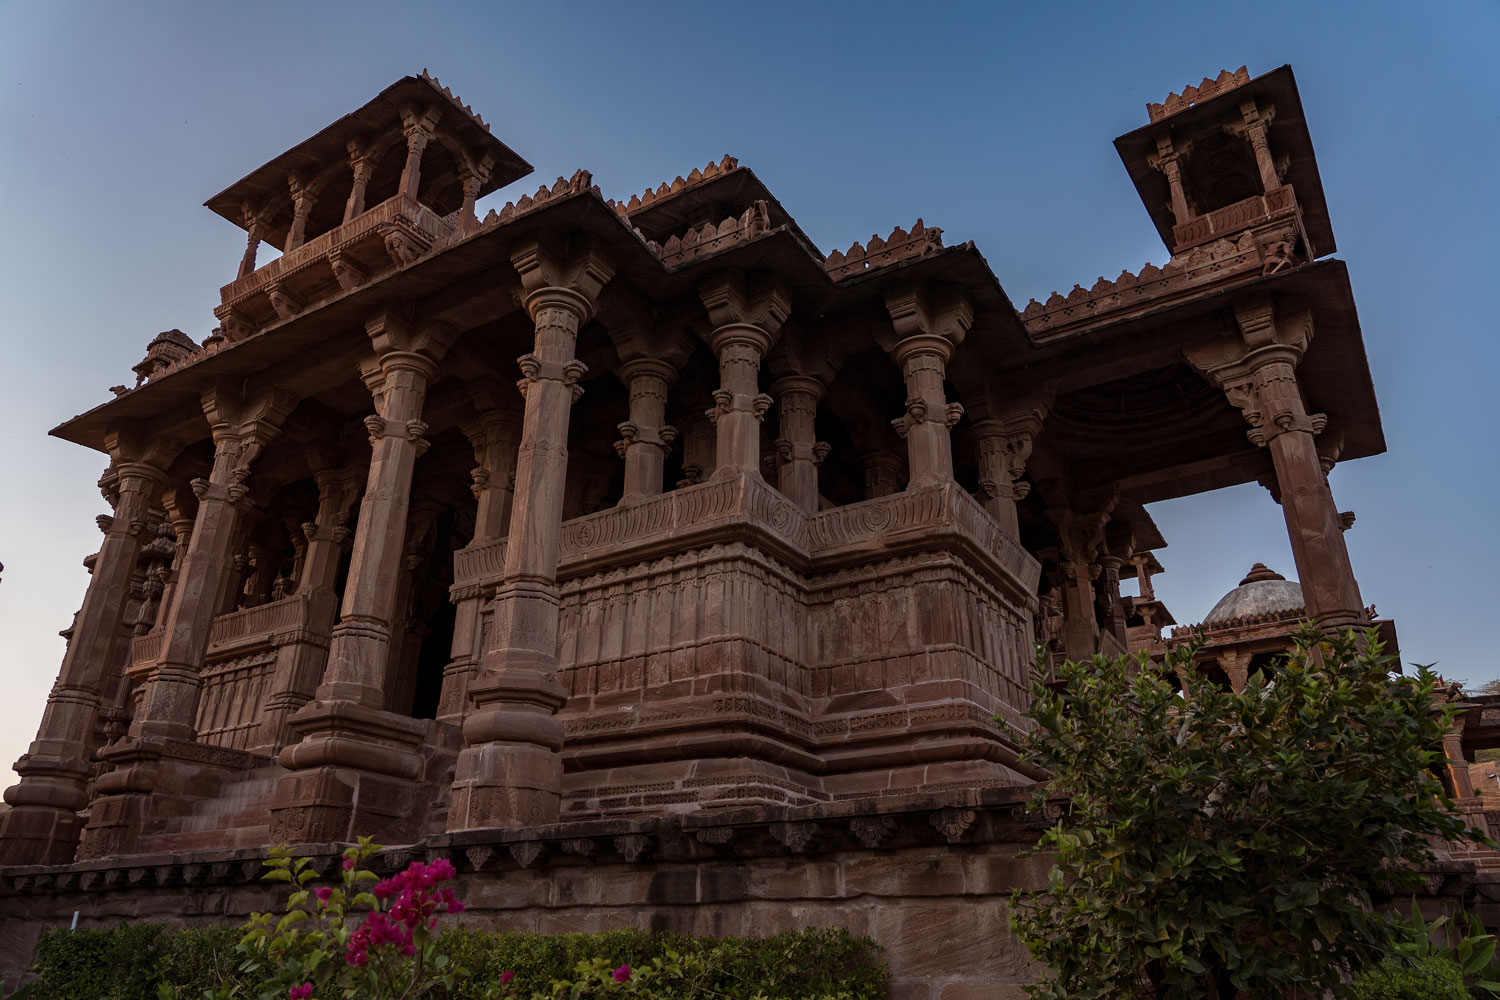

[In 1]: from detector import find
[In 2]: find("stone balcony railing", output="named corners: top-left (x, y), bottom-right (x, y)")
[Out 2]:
top-left (131, 593), bottom-right (315, 668)
top-left (216, 194), bottom-right (457, 329)
top-left (1171, 184), bottom-right (1297, 250)
top-left (452, 476), bottom-right (1041, 598)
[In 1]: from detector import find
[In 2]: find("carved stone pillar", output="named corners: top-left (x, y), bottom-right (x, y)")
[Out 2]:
top-left (1130, 552), bottom-right (1157, 601)
top-left (457, 153), bottom-right (495, 230)
top-left (242, 543), bottom-right (279, 608)
top-left (449, 239), bottom-right (614, 832)
top-left (0, 431), bottom-right (180, 865)
top-left (1240, 101), bottom-right (1280, 193)
top-left (861, 452), bottom-right (903, 499)
top-left (771, 376), bottom-right (828, 512)
top-left (272, 307), bottom-right (456, 844)
top-left (252, 469), bottom-right (360, 754)
top-left (154, 486), bottom-right (196, 626)
top-left (344, 141), bottom-right (375, 223)
top-left (314, 326), bottom-right (451, 708)
top-left (397, 105), bottom-right (440, 201)
top-left (1096, 555), bottom-right (1128, 648)
top-left (238, 204), bottom-right (263, 279)
top-left (1188, 299), bottom-right (1365, 629)
top-left (1153, 136), bottom-right (1192, 226)
top-left (616, 359), bottom-right (677, 503)
top-left (676, 419), bottom-right (716, 488)
top-left (701, 274), bottom-right (788, 480)
top-left (882, 283), bottom-right (972, 488)
top-left (1051, 507), bottom-right (1112, 662)
top-left (971, 409), bottom-right (1043, 538)
top-left (285, 173), bottom-right (322, 252)
top-left (463, 407), bottom-right (521, 543)
top-left (131, 390), bottom-right (295, 742)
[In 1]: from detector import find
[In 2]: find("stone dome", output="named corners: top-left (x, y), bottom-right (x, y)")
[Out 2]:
top-left (1202, 564), bottom-right (1305, 623)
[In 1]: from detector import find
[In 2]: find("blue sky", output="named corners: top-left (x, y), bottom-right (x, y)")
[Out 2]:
top-left (1, 1), bottom-right (1497, 780)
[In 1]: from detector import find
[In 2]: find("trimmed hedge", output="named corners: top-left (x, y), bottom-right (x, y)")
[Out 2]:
top-left (1348, 956), bottom-right (1469, 1000)
top-left (28, 923), bottom-right (887, 1000)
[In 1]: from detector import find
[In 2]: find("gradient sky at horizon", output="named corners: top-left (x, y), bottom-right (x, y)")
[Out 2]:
top-left (1, 1), bottom-right (1497, 784)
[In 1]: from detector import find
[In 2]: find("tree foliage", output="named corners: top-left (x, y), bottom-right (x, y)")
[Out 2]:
top-left (1008, 626), bottom-right (1487, 999)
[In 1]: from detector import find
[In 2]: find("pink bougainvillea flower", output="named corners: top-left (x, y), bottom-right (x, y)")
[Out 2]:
top-left (500, 970), bottom-right (515, 984)
top-left (314, 886), bottom-right (333, 903)
top-left (342, 857), bottom-right (356, 871)
top-left (288, 984), bottom-right (314, 1000)
top-left (613, 964), bottom-right (632, 983)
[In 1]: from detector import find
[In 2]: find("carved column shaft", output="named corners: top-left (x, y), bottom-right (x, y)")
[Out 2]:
top-left (133, 395), bottom-right (291, 741)
top-left (1096, 555), bottom-right (1128, 647)
top-left (1241, 102), bottom-right (1280, 194)
top-left (772, 376), bottom-right (826, 512)
top-left (285, 176), bottom-right (318, 252)
top-left (891, 336), bottom-right (961, 487)
top-left (454, 286), bottom-right (593, 830)
top-left (398, 106), bottom-right (439, 201)
top-left (1162, 157), bottom-right (1191, 225)
top-left (344, 147), bottom-right (375, 223)
top-left (707, 326), bottom-right (774, 479)
top-left (316, 354), bottom-right (435, 708)
top-left (617, 359), bottom-right (676, 503)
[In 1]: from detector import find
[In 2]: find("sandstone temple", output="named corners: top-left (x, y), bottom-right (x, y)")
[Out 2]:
top-left (0, 66), bottom-right (1446, 992)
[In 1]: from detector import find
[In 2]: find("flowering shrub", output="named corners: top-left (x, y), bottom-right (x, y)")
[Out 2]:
top-left (234, 836), bottom-right (484, 1000)
top-left (43, 877), bottom-right (886, 1000)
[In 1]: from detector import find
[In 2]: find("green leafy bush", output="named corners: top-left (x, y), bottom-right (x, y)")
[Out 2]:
top-left (1349, 956), bottom-right (1468, 1000)
top-left (1007, 626), bottom-right (1490, 999)
top-left (27, 922), bottom-right (885, 1000)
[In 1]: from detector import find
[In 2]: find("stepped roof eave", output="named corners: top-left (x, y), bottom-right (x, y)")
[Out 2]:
top-left (1015, 260), bottom-right (1383, 465)
top-left (1114, 65), bottom-right (1335, 258)
top-left (620, 164), bottom-right (818, 256)
top-left (52, 188), bottom-right (663, 452)
top-left (205, 74), bottom-right (533, 251)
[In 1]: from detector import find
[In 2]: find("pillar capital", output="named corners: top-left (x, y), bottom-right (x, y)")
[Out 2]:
top-left (769, 374), bottom-right (826, 402)
top-left (699, 271), bottom-right (791, 339)
top-left (511, 236), bottom-right (615, 319)
top-left (881, 281), bottom-right (972, 357)
top-left (618, 357), bottom-right (678, 386)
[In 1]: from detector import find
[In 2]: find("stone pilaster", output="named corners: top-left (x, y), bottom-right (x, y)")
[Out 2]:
top-left (882, 282), bottom-right (972, 488)
top-left (449, 238), bottom-right (614, 832)
top-left (0, 429), bottom-right (181, 865)
top-left (616, 359), bottom-right (677, 503)
top-left (771, 376), bottom-right (828, 512)
top-left (701, 273), bottom-right (789, 480)
top-left (1187, 298), bottom-right (1365, 629)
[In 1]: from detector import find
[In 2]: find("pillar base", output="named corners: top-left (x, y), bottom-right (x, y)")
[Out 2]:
top-left (447, 742), bottom-right (563, 832)
top-left (271, 700), bottom-right (429, 846)
top-left (0, 806), bottom-right (85, 866)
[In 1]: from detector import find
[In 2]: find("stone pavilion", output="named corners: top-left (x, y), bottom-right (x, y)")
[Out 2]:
top-left (0, 65), bottom-right (1437, 994)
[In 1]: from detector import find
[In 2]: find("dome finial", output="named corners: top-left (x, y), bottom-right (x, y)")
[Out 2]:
top-left (1239, 563), bottom-right (1285, 586)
